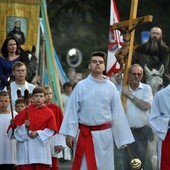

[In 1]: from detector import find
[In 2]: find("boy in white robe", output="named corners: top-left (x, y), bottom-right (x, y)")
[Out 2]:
top-left (0, 91), bottom-right (17, 170)
top-left (59, 51), bottom-right (135, 170)
top-left (3, 61), bottom-right (35, 111)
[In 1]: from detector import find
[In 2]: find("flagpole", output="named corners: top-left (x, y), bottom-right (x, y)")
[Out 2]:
top-left (41, 0), bottom-right (63, 110)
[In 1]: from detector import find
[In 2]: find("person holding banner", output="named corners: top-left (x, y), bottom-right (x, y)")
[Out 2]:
top-left (59, 51), bottom-right (134, 170)
top-left (0, 37), bottom-right (21, 90)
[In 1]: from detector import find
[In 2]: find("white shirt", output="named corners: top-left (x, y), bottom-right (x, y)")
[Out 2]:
top-left (61, 93), bottom-right (70, 112)
top-left (126, 82), bottom-right (153, 128)
top-left (4, 81), bottom-right (35, 111)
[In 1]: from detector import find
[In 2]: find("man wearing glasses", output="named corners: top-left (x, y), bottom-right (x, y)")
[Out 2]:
top-left (121, 64), bottom-right (153, 170)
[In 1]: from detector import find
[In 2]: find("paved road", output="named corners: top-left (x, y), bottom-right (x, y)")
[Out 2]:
top-left (59, 160), bottom-right (72, 170)
top-left (58, 152), bottom-right (153, 170)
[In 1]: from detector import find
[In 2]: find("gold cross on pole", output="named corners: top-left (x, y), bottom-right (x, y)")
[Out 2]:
top-left (111, 0), bottom-right (153, 109)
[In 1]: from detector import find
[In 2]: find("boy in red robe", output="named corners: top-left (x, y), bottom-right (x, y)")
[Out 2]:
top-left (44, 85), bottom-right (66, 170)
top-left (13, 86), bottom-right (58, 170)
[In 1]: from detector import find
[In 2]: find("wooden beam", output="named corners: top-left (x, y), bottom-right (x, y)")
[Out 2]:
top-left (121, 0), bottom-right (138, 109)
top-left (109, 0), bottom-right (153, 110)
top-left (111, 15), bottom-right (153, 30)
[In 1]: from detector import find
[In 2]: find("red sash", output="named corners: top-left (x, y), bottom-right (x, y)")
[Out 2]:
top-left (161, 130), bottom-right (170, 170)
top-left (72, 123), bottom-right (111, 170)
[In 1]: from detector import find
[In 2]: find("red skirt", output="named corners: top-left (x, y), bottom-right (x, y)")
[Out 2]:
top-left (16, 164), bottom-right (50, 170)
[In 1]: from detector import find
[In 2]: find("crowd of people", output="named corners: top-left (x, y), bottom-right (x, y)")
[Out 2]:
top-left (0, 60), bottom-right (67, 170)
top-left (0, 26), bottom-right (170, 170)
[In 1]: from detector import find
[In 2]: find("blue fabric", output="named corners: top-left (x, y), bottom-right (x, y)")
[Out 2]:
top-left (0, 56), bottom-right (20, 90)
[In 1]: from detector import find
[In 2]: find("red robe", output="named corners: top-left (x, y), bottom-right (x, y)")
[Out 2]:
top-left (46, 103), bottom-right (64, 170)
top-left (46, 103), bottom-right (63, 130)
top-left (13, 104), bottom-right (58, 133)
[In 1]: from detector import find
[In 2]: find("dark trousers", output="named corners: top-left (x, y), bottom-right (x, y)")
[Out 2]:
top-left (122, 126), bottom-right (150, 170)
top-left (0, 164), bottom-right (16, 170)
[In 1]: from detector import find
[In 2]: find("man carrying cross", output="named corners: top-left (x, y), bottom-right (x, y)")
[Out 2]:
top-left (110, 1), bottom-right (155, 169)
top-left (121, 64), bottom-right (153, 170)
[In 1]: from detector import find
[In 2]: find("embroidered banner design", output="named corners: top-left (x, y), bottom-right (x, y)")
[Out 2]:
top-left (0, 0), bottom-right (40, 49)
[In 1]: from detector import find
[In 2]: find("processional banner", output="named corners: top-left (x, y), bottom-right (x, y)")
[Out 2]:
top-left (0, 0), bottom-right (40, 50)
top-left (106, 0), bottom-right (123, 76)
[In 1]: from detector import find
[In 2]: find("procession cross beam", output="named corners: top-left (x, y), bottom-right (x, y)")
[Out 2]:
top-left (112, 15), bottom-right (153, 30)
top-left (111, 0), bottom-right (153, 109)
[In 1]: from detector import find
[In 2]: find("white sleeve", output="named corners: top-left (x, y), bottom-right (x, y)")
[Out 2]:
top-left (14, 124), bottom-right (29, 141)
top-left (37, 128), bottom-right (54, 146)
top-left (52, 133), bottom-right (67, 147)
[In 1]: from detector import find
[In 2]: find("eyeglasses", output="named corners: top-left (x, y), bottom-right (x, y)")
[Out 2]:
top-left (130, 73), bottom-right (142, 76)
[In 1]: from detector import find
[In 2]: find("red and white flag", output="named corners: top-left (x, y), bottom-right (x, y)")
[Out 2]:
top-left (106, 0), bottom-right (123, 76)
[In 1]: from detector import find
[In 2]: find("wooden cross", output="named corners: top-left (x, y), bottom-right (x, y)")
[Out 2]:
top-left (111, 0), bottom-right (153, 109)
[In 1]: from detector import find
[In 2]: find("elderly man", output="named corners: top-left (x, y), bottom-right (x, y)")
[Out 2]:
top-left (121, 64), bottom-right (153, 170)
top-left (132, 27), bottom-right (170, 86)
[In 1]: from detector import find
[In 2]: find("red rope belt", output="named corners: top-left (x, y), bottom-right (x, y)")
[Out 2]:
top-left (72, 123), bottom-right (111, 170)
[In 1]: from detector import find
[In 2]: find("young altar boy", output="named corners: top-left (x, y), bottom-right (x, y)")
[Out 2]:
top-left (13, 86), bottom-right (58, 170)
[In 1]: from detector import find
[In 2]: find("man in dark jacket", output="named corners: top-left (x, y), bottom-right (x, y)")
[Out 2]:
top-left (132, 27), bottom-right (170, 86)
